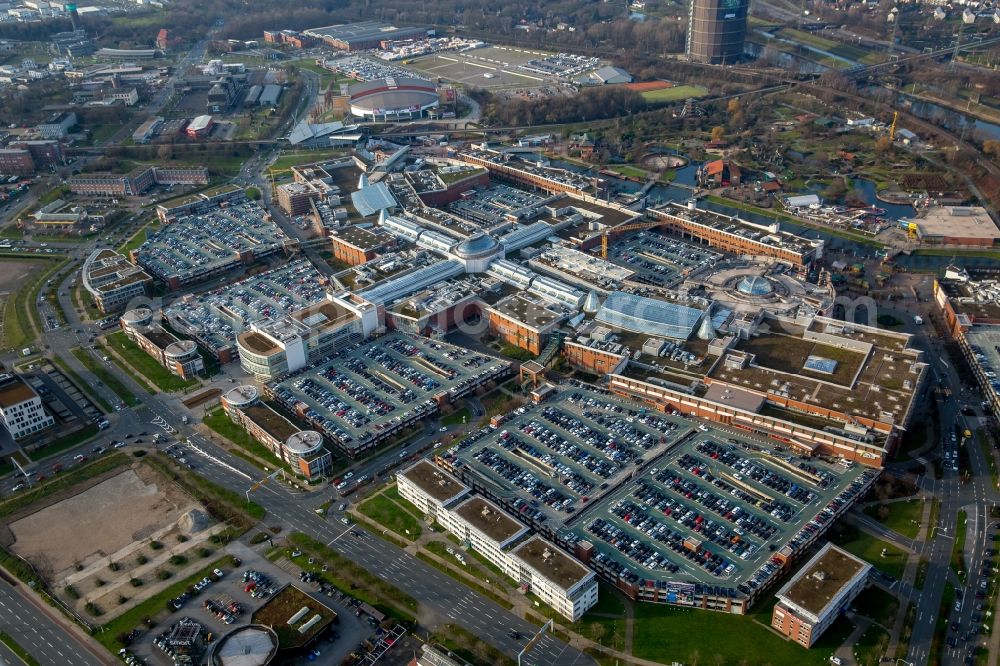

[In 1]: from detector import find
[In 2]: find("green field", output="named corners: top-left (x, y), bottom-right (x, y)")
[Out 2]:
top-left (269, 149), bottom-right (348, 174)
top-left (833, 528), bottom-right (908, 580)
top-left (863, 499), bottom-right (925, 540)
top-left (116, 222), bottom-right (160, 255)
top-left (105, 331), bottom-right (197, 393)
top-left (632, 601), bottom-right (852, 665)
top-left (640, 85), bottom-right (709, 103)
top-left (952, 509), bottom-right (968, 580)
top-left (607, 165), bottom-right (649, 180)
top-left (70, 347), bottom-right (139, 407)
top-left (358, 491), bottom-right (423, 540)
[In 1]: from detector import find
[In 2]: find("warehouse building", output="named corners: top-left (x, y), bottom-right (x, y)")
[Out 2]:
top-left (303, 21), bottom-right (427, 51)
top-left (904, 206), bottom-right (1000, 247)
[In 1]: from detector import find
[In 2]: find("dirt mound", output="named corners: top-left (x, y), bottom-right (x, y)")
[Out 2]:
top-left (179, 509), bottom-right (211, 534)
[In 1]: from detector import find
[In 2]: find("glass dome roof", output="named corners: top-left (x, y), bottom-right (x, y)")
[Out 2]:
top-left (453, 232), bottom-right (500, 258)
top-left (736, 275), bottom-right (773, 296)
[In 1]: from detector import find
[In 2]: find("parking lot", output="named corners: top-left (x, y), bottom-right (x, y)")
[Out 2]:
top-left (447, 184), bottom-right (548, 231)
top-left (165, 259), bottom-right (327, 357)
top-left (440, 383), bottom-right (877, 594)
top-left (136, 201), bottom-right (292, 285)
top-left (606, 231), bottom-right (722, 289)
top-left (125, 544), bottom-right (374, 666)
top-left (269, 333), bottom-right (510, 456)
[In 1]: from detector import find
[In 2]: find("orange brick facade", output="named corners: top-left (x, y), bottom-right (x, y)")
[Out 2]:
top-left (771, 605), bottom-right (815, 646)
top-left (562, 341), bottom-right (628, 375)
top-left (488, 311), bottom-right (544, 355)
top-left (330, 235), bottom-right (378, 266)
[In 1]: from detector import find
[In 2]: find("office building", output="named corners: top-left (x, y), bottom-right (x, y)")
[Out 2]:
top-left (119, 308), bottom-right (205, 379)
top-left (221, 386), bottom-right (332, 479)
top-left (36, 112), bottom-right (77, 139)
top-left (0, 149), bottom-right (35, 175)
top-left (397, 462), bottom-right (598, 621)
top-left (0, 374), bottom-right (54, 440)
top-left (81, 249), bottom-right (153, 314)
top-left (772, 544), bottom-right (871, 647)
top-left (9, 140), bottom-right (63, 168)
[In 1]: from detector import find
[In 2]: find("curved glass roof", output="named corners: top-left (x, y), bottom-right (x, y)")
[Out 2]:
top-left (454, 232), bottom-right (500, 258)
top-left (595, 292), bottom-right (703, 340)
top-left (736, 275), bottom-right (773, 296)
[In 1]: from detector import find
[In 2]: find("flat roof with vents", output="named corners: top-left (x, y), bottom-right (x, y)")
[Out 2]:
top-left (400, 460), bottom-right (469, 503)
top-left (454, 496), bottom-right (527, 544)
top-left (776, 543), bottom-right (870, 618)
top-left (512, 536), bottom-right (591, 591)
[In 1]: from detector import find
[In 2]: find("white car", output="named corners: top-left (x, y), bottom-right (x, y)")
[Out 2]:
top-left (213, 569), bottom-right (224, 578)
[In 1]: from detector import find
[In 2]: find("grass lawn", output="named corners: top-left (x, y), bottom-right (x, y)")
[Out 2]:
top-left (640, 85), bottom-right (709, 103)
top-left (608, 165), bottom-right (648, 180)
top-left (358, 492), bottom-right (422, 540)
top-left (633, 601), bottom-right (847, 665)
top-left (105, 331), bottom-right (198, 393)
top-left (853, 586), bottom-right (899, 628)
top-left (853, 624), bottom-right (890, 666)
top-left (71, 347), bottom-right (139, 407)
top-left (116, 222), bottom-right (159, 255)
top-left (95, 557), bottom-right (229, 651)
top-left (269, 148), bottom-right (348, 174)
top-left (832, 528), bottom-right (908, 580)
top-left (952, 509), bottom-right (968, 581)
top-left (575, 584), bottom-right (628, 651)
top-left (863, 499), bottom-right (925, 540)
top-left (441, 408), bottom-right (471, 426)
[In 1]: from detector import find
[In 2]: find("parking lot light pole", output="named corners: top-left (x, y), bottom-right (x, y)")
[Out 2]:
top-left (518, 619), bottom-right (553, 666)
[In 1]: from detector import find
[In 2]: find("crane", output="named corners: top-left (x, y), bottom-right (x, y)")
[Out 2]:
top-left (889, 111), bottom-right (899, 141)
top-left (600, 219), bottom-right (671, 259)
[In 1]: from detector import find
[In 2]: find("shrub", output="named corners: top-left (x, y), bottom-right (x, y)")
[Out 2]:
top-left (64, 585), bottom-right (80, 599)
top-left (156, 570), bottom-right (172, 581)
top-left (195, 547), bottom-right (212, 558)
top-left (94, 578), bottom-right (105, 587)
top-left (84, 602), bottom-right (103, 617)
top-left (108, 561), bottom-right (119, 572)
top-left (168, 555), bottom-right (187, 566)
top-left (129, 578), bottom-right (143, 587)
top-left (250, 532), bottom-right (268, 545)
top-left (136, 555), bottom-right (148, 565)
top-left (149, 540), bottom-right (163, 551)
top-left (176, 534), bottom-right (189, 543)
top-left (117, 595), bottom-right (129, 605)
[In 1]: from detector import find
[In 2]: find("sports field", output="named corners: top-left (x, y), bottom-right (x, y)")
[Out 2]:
top-left (640, 85), bottom-right (710, 103)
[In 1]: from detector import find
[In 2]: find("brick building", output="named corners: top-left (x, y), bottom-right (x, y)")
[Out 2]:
top-left (771, 544), bottom-right (870, 647)
top-left (329, 226), bottom-right (385, 266)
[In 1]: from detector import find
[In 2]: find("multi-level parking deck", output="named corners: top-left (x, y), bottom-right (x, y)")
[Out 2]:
top-left (268, 333), bottom-right (510, 457)
top-left (165, 259), bottom-right (328, 361)
top-left (436, 383), bottom-right (879, 613)
top-left (135, 202), bottom-right (295, 288)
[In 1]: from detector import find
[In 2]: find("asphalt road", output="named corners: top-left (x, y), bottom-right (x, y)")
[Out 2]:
top-left (0, 579), bottom-right (108, 666)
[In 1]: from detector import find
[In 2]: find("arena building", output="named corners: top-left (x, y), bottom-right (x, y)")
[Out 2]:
top-left (348, 77), bottom-right (439, 121)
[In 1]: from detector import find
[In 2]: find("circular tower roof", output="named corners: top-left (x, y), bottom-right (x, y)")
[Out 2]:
top-left (285, 430), bottom-right (323, 455)
top-left (164, 339), bottom-right (197, 359)
top-left (121, 307), bottom-right (153, 326)
top-left (223, 385), bottom-right (259, 408)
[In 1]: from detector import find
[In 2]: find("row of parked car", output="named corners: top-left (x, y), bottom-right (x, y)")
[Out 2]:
top-left (473, 446), bottom-right (570, 510)
top-left (241, 569), bottom-right (276, 599)
top-left (203, 597), bottom-right (242, 625)
top-left (627, 482), bottom-right (757, 562)
top-left (695, 441), bottom-right (817, 506)
top-left (739, 469), bottom-right (878, 597)
top-left (346, 355), bottom-right (417, 403)
top-left (652, 466), bottom-right (778, 542)
top-left (367, 340), bottom-right (446, 387)
top-left (497, 433), bottom-right (594, 497)
top-left (519, 418), bottom-right (621, 480)
top-left (671, 454), bottom-right (788, 534)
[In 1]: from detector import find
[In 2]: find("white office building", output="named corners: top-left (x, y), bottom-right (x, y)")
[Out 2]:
top-left (0, 374), bottom-right (54, 440)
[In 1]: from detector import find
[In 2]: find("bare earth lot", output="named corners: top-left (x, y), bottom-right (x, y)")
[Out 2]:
top-left (10, 468), bottom-right (188, 575)
top-left (0, 259), bottom-right (43, 293)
